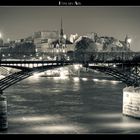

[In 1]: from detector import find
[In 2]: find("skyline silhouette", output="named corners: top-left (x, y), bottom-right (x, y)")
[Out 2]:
top-left (0, 6), bottom-right (140, 51)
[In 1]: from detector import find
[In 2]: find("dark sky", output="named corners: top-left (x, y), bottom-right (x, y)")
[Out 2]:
top-left (0, 6), bottom-right (140, 51)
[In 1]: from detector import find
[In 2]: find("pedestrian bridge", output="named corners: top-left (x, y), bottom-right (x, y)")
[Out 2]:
top-left (0, 59), bottom-right (140, 94)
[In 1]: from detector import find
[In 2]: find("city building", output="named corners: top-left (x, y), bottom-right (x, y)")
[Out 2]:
top-left (50, 18), bottom-right (74, 59)
top-left (33, 30), bottom-right (59, 55)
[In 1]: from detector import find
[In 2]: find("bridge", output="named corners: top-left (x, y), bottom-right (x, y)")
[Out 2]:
top-left (0, 51), bottom-right (140, 94)
top-left (0, 51), bottom-right (140, 130)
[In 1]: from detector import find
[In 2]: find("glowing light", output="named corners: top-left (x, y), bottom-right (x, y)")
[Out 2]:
top-left (63, 34), bottom-right (67, 39)
top-left (74, 64), bottom-right (80, 70)
top-left (82, 78), bottom-right (88, 81)
top-left (33, 64), bottom-right (38, 67)
top-left (10, 115), bottom-right (63, 123)
top-left (89, 64), bottom-right (94, 66)
top-left (59, 72), bottom-right (68, 80)
top-left (39, 56), bottom-right (42, 60)
top-left (92, 78), bottom-right (99, 82)
top-left (111, 80), bottom-right (120, 84)
top-left (73, 77), bottom-right (80, 82)
top-left (53, 77), bottom-right (60, 80)
top-left (32, 125), bottom-right (82, 133)
top-left (101, 79), bottom-right (108, 82)
top-left (127, 38), bottom-right (132, 44)
top-left (33, 72), bottom-right (41, 79)
top-left (67, 56), bottom-right (70, 60)
top-left (47, 56), bottom-right (51, 60)
top-left (0, 75), bottom-right (5, 79)
top-left (22, 116), bottom-right (47, 122)
top-left (45, 70), bottom-right (52, 75)
top-left (103, 122), bottom-right (140, 129)
top-left (113, 64), bottom-right (116, 68)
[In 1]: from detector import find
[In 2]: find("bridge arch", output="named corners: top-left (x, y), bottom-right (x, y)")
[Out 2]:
top-left (0, 62), bottom-right (72, 94)
top-left (84, 65), bottom-right (140, 87)
top-left (0, 60), bottom-right (140, 94)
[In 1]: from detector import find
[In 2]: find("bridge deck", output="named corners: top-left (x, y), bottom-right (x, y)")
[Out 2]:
top-left (0, 59), bottom-right (140, 92)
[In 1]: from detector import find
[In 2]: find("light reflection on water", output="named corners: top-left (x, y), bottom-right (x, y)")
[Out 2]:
top-left (3, 71), bottom-right (140, 134)
top-left (31, 124), bottom-right (84, 134)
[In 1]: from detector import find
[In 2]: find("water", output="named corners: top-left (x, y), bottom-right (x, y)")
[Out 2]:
top-left (1, 70), bottom-right (140, 134)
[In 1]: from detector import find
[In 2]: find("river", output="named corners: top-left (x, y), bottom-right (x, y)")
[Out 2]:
top-left (1, 67), bottom-right (140, 134)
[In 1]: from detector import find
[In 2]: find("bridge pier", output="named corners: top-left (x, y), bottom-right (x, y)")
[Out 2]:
top-left (123, 86), bottom-right (140, 118)
top-left (0, 92), bottom-right (8, 131)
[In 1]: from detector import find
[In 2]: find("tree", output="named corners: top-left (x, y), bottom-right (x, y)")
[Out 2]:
top-left (75, 37), bottom-right (97, 52)
top-left (75, 37), bottom-right (97, 61)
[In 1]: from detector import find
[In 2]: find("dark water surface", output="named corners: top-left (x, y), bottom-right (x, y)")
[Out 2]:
top-left (1, 71), bottom-right (140, 134)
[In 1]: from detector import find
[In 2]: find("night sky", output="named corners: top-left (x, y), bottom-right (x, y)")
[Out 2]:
top-left (0, 6), bottom-right (140, 51)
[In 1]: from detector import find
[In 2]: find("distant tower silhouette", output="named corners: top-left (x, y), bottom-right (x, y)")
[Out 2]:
top-left (59, 18), bottom-right (65, 48)
top-left (125, 35), bottom-right (128, 44)
top-left (60, 18), bottom-right (64, 38)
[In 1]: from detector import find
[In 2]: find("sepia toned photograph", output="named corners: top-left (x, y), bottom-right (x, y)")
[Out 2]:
top-left (0, 5), bottom-right (140, 134)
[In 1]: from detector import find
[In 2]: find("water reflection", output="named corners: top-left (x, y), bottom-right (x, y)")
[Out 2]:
top-left (31, 125), bottom-right (82, 133)
top-left (3, 69), bottom-right (135, 134)
top-left (81, 78), bottom-right (88, 81)
top-left (73, 77), bottom-right (80, 82)
top-left (9, 115), bottom-right (63, 123)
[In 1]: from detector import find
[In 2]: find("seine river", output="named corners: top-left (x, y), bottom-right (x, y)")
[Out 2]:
top-left (1, 67), bottom-right (140, 134)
